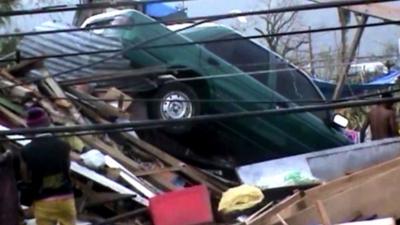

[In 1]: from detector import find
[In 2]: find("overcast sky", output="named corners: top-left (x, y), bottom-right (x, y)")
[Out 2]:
top-left (6, 0), bottom-right (400, 57)
top-left (184, 0), bottom-right (400, 56)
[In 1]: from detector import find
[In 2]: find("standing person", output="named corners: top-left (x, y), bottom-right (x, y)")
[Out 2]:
top-left (361, 92), bottom-right (399, 142)
top-left (0, 146), bottom-right (19, 225)
top-left (21, 107), bottom-right (76, 225)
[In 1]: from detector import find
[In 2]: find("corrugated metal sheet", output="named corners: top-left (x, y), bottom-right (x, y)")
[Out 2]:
top-left (18, 21), bottom-right (132, 81)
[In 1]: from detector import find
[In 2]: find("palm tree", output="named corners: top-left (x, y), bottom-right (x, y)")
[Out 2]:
top-left (0, 0), bottom-right (18, 56)
top-left (0, 0), bottom-right (15, 25)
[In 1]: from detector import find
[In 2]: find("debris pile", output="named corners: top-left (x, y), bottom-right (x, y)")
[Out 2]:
top-left (0, 62), bottom-right (232, 224)
top-left (1, 62), bottom-right (400, 225)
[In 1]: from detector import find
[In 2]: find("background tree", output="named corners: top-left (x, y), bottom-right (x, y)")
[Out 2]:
top-left (254, 0), bottom-right (307, 59)
top-left (316, 48), bottom-right (338, 81)
top-left (0, 0), bottom-right (17, 56)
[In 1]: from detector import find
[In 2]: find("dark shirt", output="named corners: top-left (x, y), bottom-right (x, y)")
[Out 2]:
top-left (21, 135), bottom-right (73, 200)
top-left (0, 151), bottom-right (19, 225)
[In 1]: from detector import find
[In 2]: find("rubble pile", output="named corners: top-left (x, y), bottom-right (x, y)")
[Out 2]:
top-left (2, 62), bottom-right (400, 225)
top-left (0, 62), bottom-right (232, 224)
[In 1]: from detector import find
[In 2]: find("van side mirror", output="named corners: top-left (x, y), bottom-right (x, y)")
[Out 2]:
top-left (332, 113), bottom-right (349, 128)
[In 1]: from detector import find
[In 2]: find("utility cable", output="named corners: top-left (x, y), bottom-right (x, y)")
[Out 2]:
top-left (0, 0), bottom-right (396, 39)
top-left (1, 19), bottom-right (398, 65)
top-left (0, 20), bottom-right (397, 88)
top-left (0, 0), bottom-right (196, 17)
top-left (0, 0), bottom-right (393, 18)
top-left (0, 0), bottom-right (396, 90)
top-left (1, 95), bottom-right (400, 136)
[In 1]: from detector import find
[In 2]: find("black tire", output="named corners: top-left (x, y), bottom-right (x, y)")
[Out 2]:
top-left (148, 82), bottom-right (200, 134)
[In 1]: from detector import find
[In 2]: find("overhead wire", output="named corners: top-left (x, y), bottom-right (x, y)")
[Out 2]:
top-left (1, 88), bottom-right (399, 142)
top-left (1, 95), bottom-right (400, 136)
top-left (0, 19), bottom-right (398, 64)
top-left (0, 0), bottom-right (397, 40)
top-left (0, 19), bottom-right (397, 92)
top-left (0, 0), bottom-right (393, 18)
top-left (40, 88), bottom-right (400, 104)
top-left (0, 0), bottom-right (395, 107)
top-left (0, 125), bottom-right (162, 142)
top-left (0, 1), bottom-right (397, 141)
top-left (0, 0), bottom-right (195, 17)
top-left (0, 55), bottom-right (395, 108)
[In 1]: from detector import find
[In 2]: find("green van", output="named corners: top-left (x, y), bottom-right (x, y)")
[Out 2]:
top-left (21, 9), bottom-right (352, 165)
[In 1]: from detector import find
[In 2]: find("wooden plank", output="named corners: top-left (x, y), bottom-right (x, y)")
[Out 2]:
top-left (85, 193), bottom-right (135, 207)
top-left (276, 214), bottom-right (289, 225)
top-left (343, 3), bottom-right (400, 21)
top-left (332, 15), bottom-right (368, 99)
top-left (105, 155), bottom-right (156, 198)
top-left (67, 87), bottom-right (121, 119)
top-left (244, 201), bottom-right (274, 225)
top-left (71, 99), bottom-right (183, 191)
top-left (305, 156), bottom-right (400, 199)
top-left (59, 66), bottom-right (168, 86)
top-left (135, 167), bottom-right (181, 176)
top-left (6, 59), bottom-right (41, 76)
top-left (0, 79), bottom-right (33, 100)
top-left (69, 92), bottom-right (226, 193)
top-left (284, 165), bottom-right (400, 225)
top-left (42, 76), bottom-right (72, 108)
top-left (40, 78), bottom-right (145, 178)
top-left (316, 200), bottom-right (332, 225)
top-left (71, 162), bottom-right (148, 206)
top-left (0, 69), bottom-right (22, 84)
top-left (247, 192), bottom-right (302, 225)
top-left (0, 104), bottom-right (26, 127)
top-left (339, 218), bottom-right (395, 225)
top-left (97, 208), bottom-right (147, 225)
top-left (269, 156), bottom-right (400, 224)
top-left (80, 135), bottom-right (142, 172)
top-left (312, 1), bottom-right (400, 22)
top-left (125, 134), bottom-right (229, 195)
top-left (0, 96), bottom-right (25, 115)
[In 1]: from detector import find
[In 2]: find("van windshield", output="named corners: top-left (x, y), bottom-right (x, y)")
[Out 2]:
top-left (202, 33), bottom-right (327, 119)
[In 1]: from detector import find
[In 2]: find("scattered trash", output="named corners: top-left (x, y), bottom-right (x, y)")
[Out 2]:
top-left (218, 184), bottom-right (264, 214)
top-left (80, 149), bottom-right (106, 169)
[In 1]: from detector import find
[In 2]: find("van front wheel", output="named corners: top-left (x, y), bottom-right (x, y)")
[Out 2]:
top-left (149, 82), bottom-right (200, 134)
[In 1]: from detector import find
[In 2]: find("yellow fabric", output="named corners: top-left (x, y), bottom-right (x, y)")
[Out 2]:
top-left (34, 197), bottom-right (77, 225)
top-left (62, 136), bottom-right (85, 152)
top-left (218, 184), bottom-right (264, 213)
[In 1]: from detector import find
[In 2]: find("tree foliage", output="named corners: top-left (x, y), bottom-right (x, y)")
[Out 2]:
top-left (0, 0), bottom-right (17, 56)
top-left (255, 0), bottom-right (307, 58)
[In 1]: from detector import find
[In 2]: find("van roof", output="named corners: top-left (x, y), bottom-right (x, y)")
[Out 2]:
top-left (168, 22), bottom-right (232, 32)
top-left (81, 9), bottom-right (136, 27)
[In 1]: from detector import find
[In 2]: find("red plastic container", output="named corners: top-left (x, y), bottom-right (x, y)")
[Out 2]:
top-left (149, 185), bottom-right (214, 225)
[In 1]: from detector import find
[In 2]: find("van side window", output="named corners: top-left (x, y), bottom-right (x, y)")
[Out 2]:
top-left (269, 56), bottom-right (321, 103)
top-left (204, 33), bottom-right (327, 119)
top-left (204, 34), bottom-right (321, 103)
top-left (203, 34), bottom-right (269, 73)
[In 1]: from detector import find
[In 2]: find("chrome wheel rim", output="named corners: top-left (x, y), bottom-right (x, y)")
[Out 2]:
top-left (160, 91), bottom-right (193, 120)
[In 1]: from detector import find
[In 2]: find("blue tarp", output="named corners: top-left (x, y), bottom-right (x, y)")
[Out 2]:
top-left (313, 70), bottom-right (400, 99)
top-left (145, 3), bottom-right (179, 17)
top-left (368, 70), bottom-right (400, 85)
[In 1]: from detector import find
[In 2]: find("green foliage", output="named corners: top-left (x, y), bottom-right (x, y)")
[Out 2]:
top-left (0, 0), bottom-right (17, 56)
top-left (0, 0), bottom-right (15, 25)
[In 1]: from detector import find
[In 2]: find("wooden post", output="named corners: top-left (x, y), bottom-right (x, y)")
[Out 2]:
top-left (316, 200), bottom-right (332, 225)
top-left (308, 26), bottom-right (315, 76)
top-left (333, 14), bottom-right (368, 100)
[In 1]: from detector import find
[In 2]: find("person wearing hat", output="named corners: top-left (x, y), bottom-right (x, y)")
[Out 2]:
top-left (20, 107), bottom-right (76, 225)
